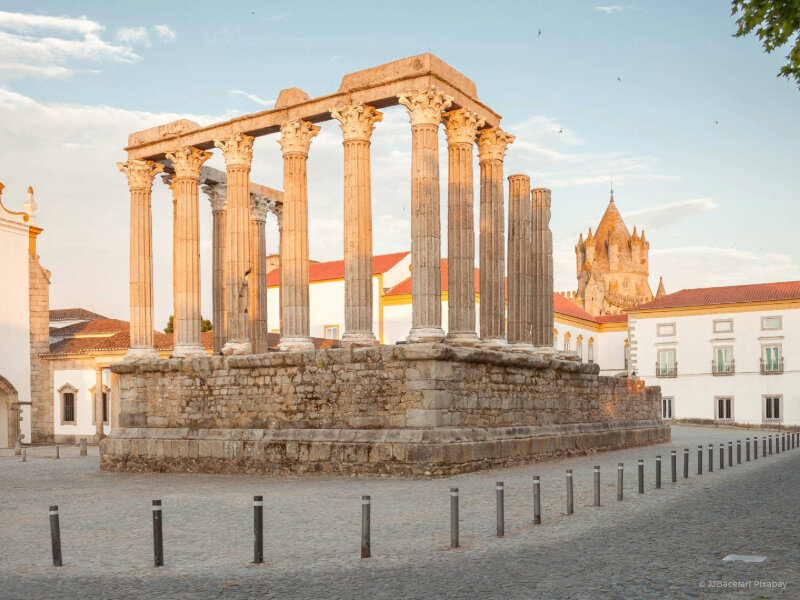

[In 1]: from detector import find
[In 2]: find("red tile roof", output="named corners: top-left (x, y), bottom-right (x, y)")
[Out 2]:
top-left (384, 260), bottom-right (481, 296)
top-left (49, 308), bottom-right (107, 322)
top-left (628, 280), bottom-right (800, 311)
top-left (266, 251), bottom-right (409, 286)
top-left (50, 318), bottom-right (130, 337)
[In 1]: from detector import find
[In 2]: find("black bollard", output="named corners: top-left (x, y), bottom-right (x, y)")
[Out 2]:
top-left (532, 476), bottom-right (541, 525)
top-left (361, 495), bottom-right (371, 558)
top-left (746, 437), bottom-right (750, 461)
top-left (683, 448), bottom-right (689, 478)
top-left (617, 462), bottom-right (624, 501)
top-left (49, 505), bottom-right (62, 567)
top-left (450, 488), bottom-right (459, 549)
top-left (638, 460), bottom-right (644, 495)
top-left (496, 482), bottom-right (505, 536)
top-left (728, 441), bottom-right (733, 466)
top-left (55, 445), bottom-right (59, 460)
top-left (593, 466), bottom-right (600, 507)
top-left (719, 444), bottom-right (724, 470)
top-left (253, 495), bottom-right (263, 564)
top-left (769, 435), bottom-right (773, 455)
top-left (656, 456), bottom-right (662, 489)
top-left (152, 500), bottom-right (164, 567)
top-left (566, 471), bottom-right (574, 515)
top-left (698, 445), bottom-right (703, 475)
top-left (755, 436), bottom-right (759, 459)
top-left (763, 436), bottom-right (767, 457)
top-left (708, 444), bottom-right (714, 473)
top-left (670, 450), bottom-right (677, 483)
top-left (737, 440), bottom-right (741, 464)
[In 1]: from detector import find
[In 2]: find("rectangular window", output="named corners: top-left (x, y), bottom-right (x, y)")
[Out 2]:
top-left (713, 319), bottom-right (733, 333)
top-left (63, 393), bottom-right (75, 424)
top-left (715, 397), bottom-right (733, 421)
top-left (588, 343), bottom-right (594, 363)
top-left (713, 347), bottom-right (734, 374)
top-left (761, 316), bottom-right (782, 330)
top-left (662, 397), bottom-right (673, 419)
top-left (324, 325), bottom-right (339, 340)
top-left (657, 349), bottom-right (676, 377)
top-left (657, 323), bottom-right (676, 337)
top-left (102, 392), bottom-right (108, 424)
top-left (576, 343), bottom-right (582, 360)
top-left (764, 396), bottom-right (782, 422)
top-left (762, 346), bottom-right (782, 373)
top-left (564, 336), bottom-right (570, 351)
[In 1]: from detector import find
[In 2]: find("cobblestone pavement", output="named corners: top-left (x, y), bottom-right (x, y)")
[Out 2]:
top-left (1, 425), bottom-right (798, 599)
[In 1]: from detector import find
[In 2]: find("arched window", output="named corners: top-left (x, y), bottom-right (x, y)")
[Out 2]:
top-left (588, 338), bottom-right (594, 363)
top-left (576, 335), bottom-right (583, 360)
top-left (89, 384), bottom-right (111, 425)
top-left (58, 383), bottom-right (78, 425)
top-left (564, 332), bottom-right (571, 351)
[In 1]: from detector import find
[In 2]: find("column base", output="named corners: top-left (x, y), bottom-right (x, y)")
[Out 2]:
top-left (510, 342), bottom-right (536, 353)
top-left (278, 337), bottom-right (316, 352)
top-left (171, 344), bottom-right (208, 358)
top-left (478, 337), bottom-right (508, 350)
top-left (222, 341), bottom-right (253, 356)
top-left (124, 347), bottom-right (159, 360)
top-left (340, 331), bottom-right (378, 348)
top-left (406, 327), bottom-right (446, 344)
top-left (444, 331), bottom-right (480, 347)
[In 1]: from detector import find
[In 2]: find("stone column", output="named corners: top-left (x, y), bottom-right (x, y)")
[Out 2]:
top-left (476, 128), bottom-right (515, 349)
top-left (532, 188), bottom-right (555, 351)
top-left (278, 119), bottom-right (319, 352)
top-left (507, 174), bottom-right (534, 351)
top-left (443, 108), bottom-right (484, 346)
top-left (249, 194), bottom-right (269, 353)
top-left (398, 87), bottom-right (453, 343)
top-left (202, 183), bottom-right (227, 354)
top-left (166, 146), bottom-right (212, 357)
top-left (117, 159), bottom-right (164, 359)
top-left (331, 104), bottom-right (383, 347)
top-left (94, 366), bottom-right (105, 442)
top-left (214, 134), bottom-right (255, 355)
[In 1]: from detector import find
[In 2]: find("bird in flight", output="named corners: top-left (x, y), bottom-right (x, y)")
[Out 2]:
top-left (558, 128), bottom-right (564, 134)
top-left (715, 120), bottom-right (719, 125)
top-left (538, 29), bottom-right (542, 37)
top-left (617, 76), bottom-right (621, 82)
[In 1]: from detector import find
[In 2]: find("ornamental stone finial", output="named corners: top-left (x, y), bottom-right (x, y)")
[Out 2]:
top-left (23, 185), bottom-right (37, 225)
top-left (202, 183), bottom-right (227, 212)
top-left (476, 127), bottom-right (516, 162)
top-left (166, 146), bottom-right (212, 179)
top-left (213, 133), bottom-right (255, 168)
top-left (330, 104), bottom-right (383, 142)
top-left (397, 86), bottom-right (453, 127)
top-left (117, 159), bottom-right (164, 190)
top-left (443, 108), bottom-right (485, 145)
top-left (278, 119), bottom-right (320, 155)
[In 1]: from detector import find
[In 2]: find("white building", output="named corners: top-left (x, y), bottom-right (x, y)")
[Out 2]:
top-left (0, 183), bottom-right (46, 448)
top-left (629, 281), bottom-right (800, 426)
top-left (266, 252), bottom-right (630, 375)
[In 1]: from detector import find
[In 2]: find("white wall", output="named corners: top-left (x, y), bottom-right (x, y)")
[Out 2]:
top-left (53, 368), bottom-right (110, 438)
top-left (0, 213), bottom-right (31, 444)
top-left (632, 307), bottom-right (800, 425)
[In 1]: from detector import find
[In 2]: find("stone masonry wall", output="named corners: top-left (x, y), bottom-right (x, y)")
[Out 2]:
top-left (103, 344), bottom-right (668, 475)
top-left (29, 254), bottom-right (52, 443)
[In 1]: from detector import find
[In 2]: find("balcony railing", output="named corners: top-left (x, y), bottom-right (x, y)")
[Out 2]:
top-left (761, 358), bottom-right (784, 374)
top-left (655, 362), bottom-right (678, 377)
top-left (712, 359), bottom-right (735, 375)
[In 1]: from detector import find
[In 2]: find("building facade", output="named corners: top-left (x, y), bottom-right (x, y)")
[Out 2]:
top-left (629, 282), bottom-right (800, 426)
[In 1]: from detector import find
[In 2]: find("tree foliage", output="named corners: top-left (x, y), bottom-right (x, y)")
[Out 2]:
top-left (164, 315), bottom-right (213, 333)
top-left (732, 0), bottom-right (800, 89)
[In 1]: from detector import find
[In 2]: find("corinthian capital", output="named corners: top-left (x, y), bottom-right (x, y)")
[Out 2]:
top-left (202, 183), bottom-right (227, 212)
top-left (214, 133), bottom-right (255, 168)
top-left (166, 146), bottom-right (212, 179)
top-left (278, 119), bottom-right (320, 156)
top-left (250, 193), bottom-right (269, 223)
top-left (330, 104), bottom-right (383, 142)
top-left (443, 108), bottom-right (485, 145)
top-left (117, 159), bottom-right (164, 190)
top-left (397, 87), bottom-right (453, 127)
top-left (476, 128), bottom-right (516, 162)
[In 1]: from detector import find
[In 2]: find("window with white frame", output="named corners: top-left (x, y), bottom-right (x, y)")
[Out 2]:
top-left (713, 319), bottom-right (733, 333)
top-left (764, 396), bottom-right (782, 422)
top-left (587, 338), bottom-right (594, 363)
top-left (563, 332), bottom-right (571, 351)
top-left (576, 339), bottom-right (583, 360)
top-left (657, 349), bottom-right (676, 376)
top-left (762, 345), bottom-right (782, 373)
top-left (761, 316), bottom-right (782, 331)
top-left (657, 322), bottom-right (676, 337)
top-left (715, 396), bottom-right (733, 421)
top-left (713, 347), bottom-right (734, 374)
top-left (662, 396), bottom-right (673, 420)
top-left (323, 325), bottom-right (340, 340)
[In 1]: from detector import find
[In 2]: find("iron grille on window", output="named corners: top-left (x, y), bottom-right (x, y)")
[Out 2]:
top-left (712, 359), bottom-right (735, 375)
top-left (64, 392), bottom-right (75, 423)
top-left (655, 362), bottom-right (677, 377)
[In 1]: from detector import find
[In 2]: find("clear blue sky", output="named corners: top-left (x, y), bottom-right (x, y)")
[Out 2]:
top-left (0, 1), bottom-right (798, 325)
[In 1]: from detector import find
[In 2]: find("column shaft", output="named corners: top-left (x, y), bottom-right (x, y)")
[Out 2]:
top-left (94, 367), bottom-right (104, 442)
top-left (507, 175), bottom-right (533, 349)
top-left (118, 160), bottom-right (164, 359)
top-left (210, 197), bottom-right (226, 353)
top-left (532, 188), bottom-right (554, 349)
top-left (249, 198), bottom-right (268, 353)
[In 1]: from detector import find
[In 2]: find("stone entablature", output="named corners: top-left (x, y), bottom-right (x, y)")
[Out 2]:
top-left (101, 346), bottom-right (668, 475)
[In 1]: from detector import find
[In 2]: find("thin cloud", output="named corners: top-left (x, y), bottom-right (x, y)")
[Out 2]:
top-left (0, 10), bottom-right (102, 34)
top-left (594, 6), bottom-right (623, 13)
top-left (116, 26), bottom-right (149, 46)
top-left (623, 198), bottom-right (718, 231)
top-left (0, 61), bottom-right (74, 78)
top-left (228, 89), bottom-right (275, 107)
top-left (153, 24), bottom-right (176, 42)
